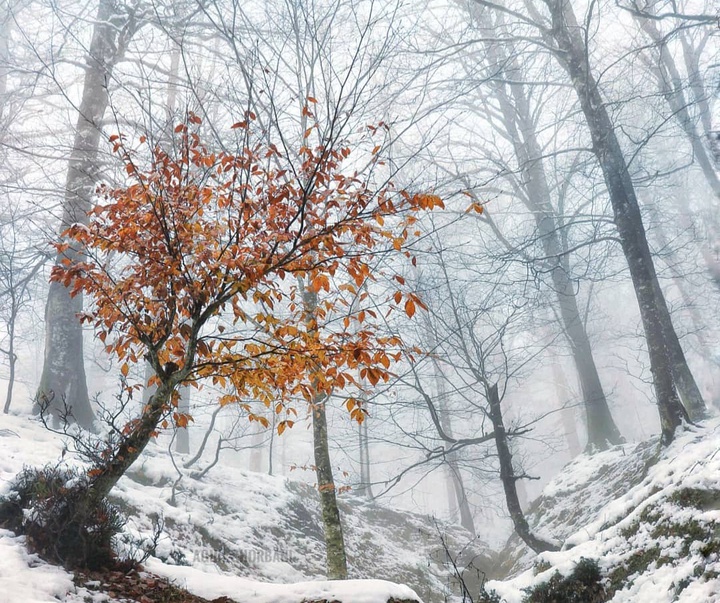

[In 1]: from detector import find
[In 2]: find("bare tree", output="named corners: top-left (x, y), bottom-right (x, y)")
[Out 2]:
top-left (628, 3), bottom-right (720, 289)
top-left (447, 6), bottom-right (624, 449)
top-left (0, 209), bottom-right (47, 413)
top-left (36, 0), bottom-right (142, 428)
top-left (379, 227), bottom-right (561, 552)
top-left (461, 0), bottom-right (705, 440)
top-left (538, 0), bottom-right (705, 432)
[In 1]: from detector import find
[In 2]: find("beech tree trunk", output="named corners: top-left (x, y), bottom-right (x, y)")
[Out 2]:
top-left (249, 425), bottom-right (265, 472)
top-left (2, 305), bottom-right (16, 414)
top-left (356, 404), bottom-right (374, 500)
top-left (448, 461), bottom-right (475, 535)
top-left (552, 361), bottom-right (582, 457)
top-left (650, 278), bottom-right (706, 421)
top-left (175, 386), bottom-right (190, 454)
top-left (542, 0), bottom-right (694, 443)
top-left (303, 285), bottom-right (348, 580)
top-left (88, 381), bottom-right (176, 500)
top-left (487, 383), bottom-right (558, 553)
top-left (36, 0), bottom-right (138, 429)
top-left (79, 338), bottom-right (197, 508)
top-left (311, 390), bottom-right (348, 580)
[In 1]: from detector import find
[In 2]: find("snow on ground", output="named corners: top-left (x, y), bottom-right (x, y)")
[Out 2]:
top-left (0, 528), bottom-right (117, 603)
top-left (0, 529), bottom-right (76, 603)
top-left (5, 409), bottom-right (720, 602)
top-left (0, 413), bottom-right (436, 602)
top-left (145, 559), bottom-right (419, 603)
top-left (486, 418), bottom-right (720, 602)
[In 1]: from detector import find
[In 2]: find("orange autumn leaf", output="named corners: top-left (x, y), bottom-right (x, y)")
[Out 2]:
top-left (405, 298), bottom-right (416, 318)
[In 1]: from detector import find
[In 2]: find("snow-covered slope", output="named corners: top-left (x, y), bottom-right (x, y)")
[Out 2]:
top-left (0, 414), bottom-right (488, 603)
top-left (485, 419), bottom-right (720, 602)
top-left (112, 443), bottom-right (488, 603)
top-left (492, 438), bottom-right (659, 578)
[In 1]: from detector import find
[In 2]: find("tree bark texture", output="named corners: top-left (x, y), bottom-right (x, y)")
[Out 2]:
top-left (83, 336), bottom-right (197, 503)
top-left (88, 379), bottom-right (179, 501)
top-left (175, 385), bottom-right (191, 454)
top-left (37, 0), bottom-right (138, 429)
top-left (543, 0), bottom-right (694, 443)
top-left (356, 408), bottom-right (374, 500)
top-left (2, 307), bottom-right (16, 414)
top-left (551, 361), bottom-right (582, 457)
top-left (303, 286), bottom-right (348, 580)
top-left (312, 391), bottom-right (349, 580)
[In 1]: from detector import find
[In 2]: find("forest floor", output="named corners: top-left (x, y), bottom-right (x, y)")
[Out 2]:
top-left (0, 413), bottom-right (453, 602)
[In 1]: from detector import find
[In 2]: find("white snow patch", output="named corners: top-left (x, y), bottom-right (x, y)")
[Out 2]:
top-left (146, 558), bottom-right (422, 603)
top-left (0, 529), bottom-right (76, 602)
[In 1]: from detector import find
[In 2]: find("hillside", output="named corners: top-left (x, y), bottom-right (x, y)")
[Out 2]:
top-left (5, 412), bottom-right (720, 603)
top-left (0, 414), bottom-right (489, 603)
top-left (484, 419), bottom-right (720, 602)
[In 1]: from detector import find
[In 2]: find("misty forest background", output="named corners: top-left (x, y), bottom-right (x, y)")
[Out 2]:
top-left (0, 0), bottom-right (719, 552)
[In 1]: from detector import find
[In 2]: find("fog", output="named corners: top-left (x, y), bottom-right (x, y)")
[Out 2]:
top-left (0, 0), bottom-right (718, 579)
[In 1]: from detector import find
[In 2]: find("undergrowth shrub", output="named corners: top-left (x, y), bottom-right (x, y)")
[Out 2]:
top-left (0, 464), bottom-right (124, 569)
top-left (477, 588), bottom-right (503, 603)
top-left (523, 557), bottom-right (606, 603)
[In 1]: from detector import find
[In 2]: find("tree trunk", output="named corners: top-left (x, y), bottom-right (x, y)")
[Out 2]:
top-left (83, 343), bottom-right (194, 503)
top-left (249, 424), bottom-right (265, 472)
top-left (542, 0), bottom-right (692, 444)
top-left (551, 361), bottom-right (582, 457)
top-left (36, 0), bottom-right (138, 429)
top-left (88, 380), bottom-right (177, 501)
top-left (487, 383), bottom-right (558, 553)
top-left (303, 285), bottom-right (348, 580)
top-left (356, 403), bottom-right (374, 500)
top-left (175, 385), bottom-right (190, 454)
top-left (268, 412), bottom-right (275, 476)
top-left (448, 461), bottom-right (475, 534)
top-left (651, 278), bottom-right (706, 421)
top-left (2, 305), bottom-right (16, 414)
top-left (311, 390), bottom-right (348, 579)
top-left (482, 32), bottom-right (622, 449)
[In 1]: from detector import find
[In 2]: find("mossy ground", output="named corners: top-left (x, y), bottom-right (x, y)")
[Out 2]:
top-left (606, 487), bottom-right (720, 599)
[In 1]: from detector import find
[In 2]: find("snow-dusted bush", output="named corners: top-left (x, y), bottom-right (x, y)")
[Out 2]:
top-left (0, 464), bottom-right (124, 569)
top-left (523, 558), bottom-right (605, 603)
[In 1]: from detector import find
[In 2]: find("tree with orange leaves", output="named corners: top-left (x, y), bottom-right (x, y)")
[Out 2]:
top-left (51, 113), bottom-right (443, 510)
